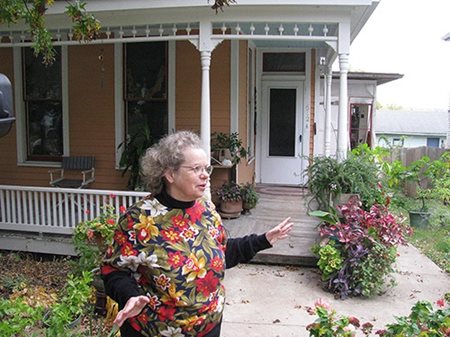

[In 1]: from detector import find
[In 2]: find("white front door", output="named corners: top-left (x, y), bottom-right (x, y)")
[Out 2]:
top-left (259, 81), bottom-right (304, 185)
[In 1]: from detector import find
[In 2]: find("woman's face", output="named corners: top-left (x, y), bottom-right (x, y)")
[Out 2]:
top-left (164, 147), bottom-right (210, 202)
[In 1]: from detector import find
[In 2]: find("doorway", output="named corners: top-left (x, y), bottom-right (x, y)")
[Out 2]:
top-left (259, 81), bottom-right (305, 185)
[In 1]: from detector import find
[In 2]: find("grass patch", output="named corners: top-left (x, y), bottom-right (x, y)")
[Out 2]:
top-left (391, 195), bottom-right (450, 273)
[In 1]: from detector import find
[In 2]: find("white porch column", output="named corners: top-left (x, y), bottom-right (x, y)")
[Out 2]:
top-left (337, 54), bottom-right (349, 161)
top-left (200, 50), bottom-right (212, 157)
top-left (324, 66), bottom-right (332, 156)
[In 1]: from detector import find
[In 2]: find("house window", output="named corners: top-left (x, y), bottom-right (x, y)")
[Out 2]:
top-left (426, 137), bottom-right (439, 148)
top-left (23, 47), bottom-right (63, 161)
top-left (262, 52), bottom-right (305, 72)
top-left (124, 42), bottom-right (168, 140)
top-left (392, 138), bottom-right (403, 146)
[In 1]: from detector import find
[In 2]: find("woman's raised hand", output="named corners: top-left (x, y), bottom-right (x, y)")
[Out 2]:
top-left (265, 217), bottom-right (294, 245)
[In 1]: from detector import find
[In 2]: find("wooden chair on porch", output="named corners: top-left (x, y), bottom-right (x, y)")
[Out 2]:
top-left (49, 156), bottom-right (95, 189)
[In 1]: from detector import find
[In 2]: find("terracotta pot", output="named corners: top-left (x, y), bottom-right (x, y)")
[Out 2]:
top-left (220, 200), bottom-right (243, 214)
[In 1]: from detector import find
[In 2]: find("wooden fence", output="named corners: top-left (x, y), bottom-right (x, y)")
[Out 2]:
top-left (384, 146), bottom-right (447, 196)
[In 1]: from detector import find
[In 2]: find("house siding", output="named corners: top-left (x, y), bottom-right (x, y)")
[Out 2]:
top-left (175, 40), bottom-right (231, 134)
top-left (67, 44), bottom-right (126, 190)
top-left (0, 41), bottom-right (238, 190)
top-left (237, 41), bottom-right (254, 184)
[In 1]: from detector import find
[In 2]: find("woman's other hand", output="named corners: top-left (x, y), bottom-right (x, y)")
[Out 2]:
top-left (113, 295), bottom-right (150, 327)
top-left (265, 217), bottom-right (294, 245)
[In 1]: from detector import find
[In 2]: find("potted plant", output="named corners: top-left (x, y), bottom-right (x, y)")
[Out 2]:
top-left (306, 145), bottom-right (385, 212)
top-left (240, 183), bottom-right (259, 213)
top-left (403, 156), bottom-right (434, 228)
top-left (43, 271), bottom-right (93, 334)
top-left (216, 181), bottom-right (243, 218)
top-left (211, 132), bottom-right (247, 166)
top-left (118, 123), bottom-right (154, 190)
top-left (73, 203), bottom-right (122, 273)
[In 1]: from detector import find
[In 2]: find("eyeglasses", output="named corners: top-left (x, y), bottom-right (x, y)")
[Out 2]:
top-left (180, 165), bottom-right (214, 175)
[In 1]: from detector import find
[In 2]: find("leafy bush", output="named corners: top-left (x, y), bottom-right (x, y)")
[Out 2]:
top-left (311, 197), bottom-right (412, 298)
top-left (306, 145), bottom-right (386, 211)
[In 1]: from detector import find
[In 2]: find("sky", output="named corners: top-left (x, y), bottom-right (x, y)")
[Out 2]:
top-left (337, 0), bottom-right (450, 111)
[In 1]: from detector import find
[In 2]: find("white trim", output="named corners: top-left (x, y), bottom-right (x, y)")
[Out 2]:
top-left (247, 43), bottom-right (256, 161)
top-left (230, 40), bottom-right (239, 134)
top-left (114, 43), bottom-right (124, 169)
top-left (61, 45), bottom-right (69, 155)
top-left (13, 47), bottom-right (25, 164)
top-left (168, 40), bottom-right (176, 133)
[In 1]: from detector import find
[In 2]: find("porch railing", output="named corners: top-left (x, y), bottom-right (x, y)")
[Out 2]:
top-left (0, 185), bottom-right (148, 235)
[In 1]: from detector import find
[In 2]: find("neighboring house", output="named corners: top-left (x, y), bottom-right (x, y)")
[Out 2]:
top-left (0, 0), bottom-right (382, 190)
top-left (374, 110), bottom-right (448, 148)
top-left (317, 71), bottom-right (402, 154)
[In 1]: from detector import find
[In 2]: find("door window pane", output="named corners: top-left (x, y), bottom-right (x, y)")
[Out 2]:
top-left (269, 89), bottom-right (296, 156)
top-left (125, 42), bottom-right (168, 140)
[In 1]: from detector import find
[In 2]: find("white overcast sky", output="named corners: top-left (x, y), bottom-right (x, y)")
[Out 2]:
top-left (338, 0), bottom-right (450, 111)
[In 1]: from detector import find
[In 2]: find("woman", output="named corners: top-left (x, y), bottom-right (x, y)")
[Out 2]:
top-left (101, 131), bottom-right (293, 337)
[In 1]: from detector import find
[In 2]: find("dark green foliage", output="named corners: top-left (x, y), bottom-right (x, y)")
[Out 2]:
top-left (118, 123), bottom-right (154, 190)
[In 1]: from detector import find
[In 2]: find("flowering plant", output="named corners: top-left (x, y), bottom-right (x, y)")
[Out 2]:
top-left (73, 203), bottom-right (126, 272)
top-left (306, 298), bottom-right (374, 336)
top-left (311, 197), bottom-right (412, 298)
top-left (306, 297), bottom-right (450, 337)
top-left (306, 298), bottom-right (450, 337)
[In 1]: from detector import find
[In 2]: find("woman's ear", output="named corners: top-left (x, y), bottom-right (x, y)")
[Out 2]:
top-left (163, 169), bottom-right (175, 184)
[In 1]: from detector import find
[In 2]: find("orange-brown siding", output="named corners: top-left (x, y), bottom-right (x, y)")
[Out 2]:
top-left (237, 41), bottom-right (254, 185)
top-left (0, 45), bottom-right (128, 189)
top-left (175, 40), bottom-right (231, 133)
top-left (0, 39), bottom-right (251, 190)
top-left (67, 44), bottom-right (126, 190)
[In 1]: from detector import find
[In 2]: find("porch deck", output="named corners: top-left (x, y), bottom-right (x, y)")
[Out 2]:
top-left (223, 185), bottom-right (320, 266)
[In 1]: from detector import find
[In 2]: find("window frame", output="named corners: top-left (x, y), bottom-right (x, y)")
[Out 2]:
top-left (14, 46), bottom-right (69, 167)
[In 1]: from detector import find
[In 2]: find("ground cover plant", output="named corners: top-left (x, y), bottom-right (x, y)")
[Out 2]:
top-left (306, 296), bottom-right (450, 336)
top-left (0, 252), bottom-right (115, 337)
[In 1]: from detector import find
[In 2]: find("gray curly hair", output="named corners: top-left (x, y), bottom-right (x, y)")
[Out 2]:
top-left (140, 130), bottom-right (204, 195)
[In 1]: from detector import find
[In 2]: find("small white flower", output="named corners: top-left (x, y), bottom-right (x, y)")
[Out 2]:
top-left (140, 199), bottom-right (168, 216)
top-left (117, 252), bottom-right (159, 271)
top-left (118, 254), bottom-right (140, 271)
top-left (137, 251), bottom-right (160, 268)
top-left (160, 326), bottom-right (185, 337)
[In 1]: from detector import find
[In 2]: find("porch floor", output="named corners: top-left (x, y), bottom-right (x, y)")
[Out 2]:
top-left (222, 185), bottom-right (320, 267)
